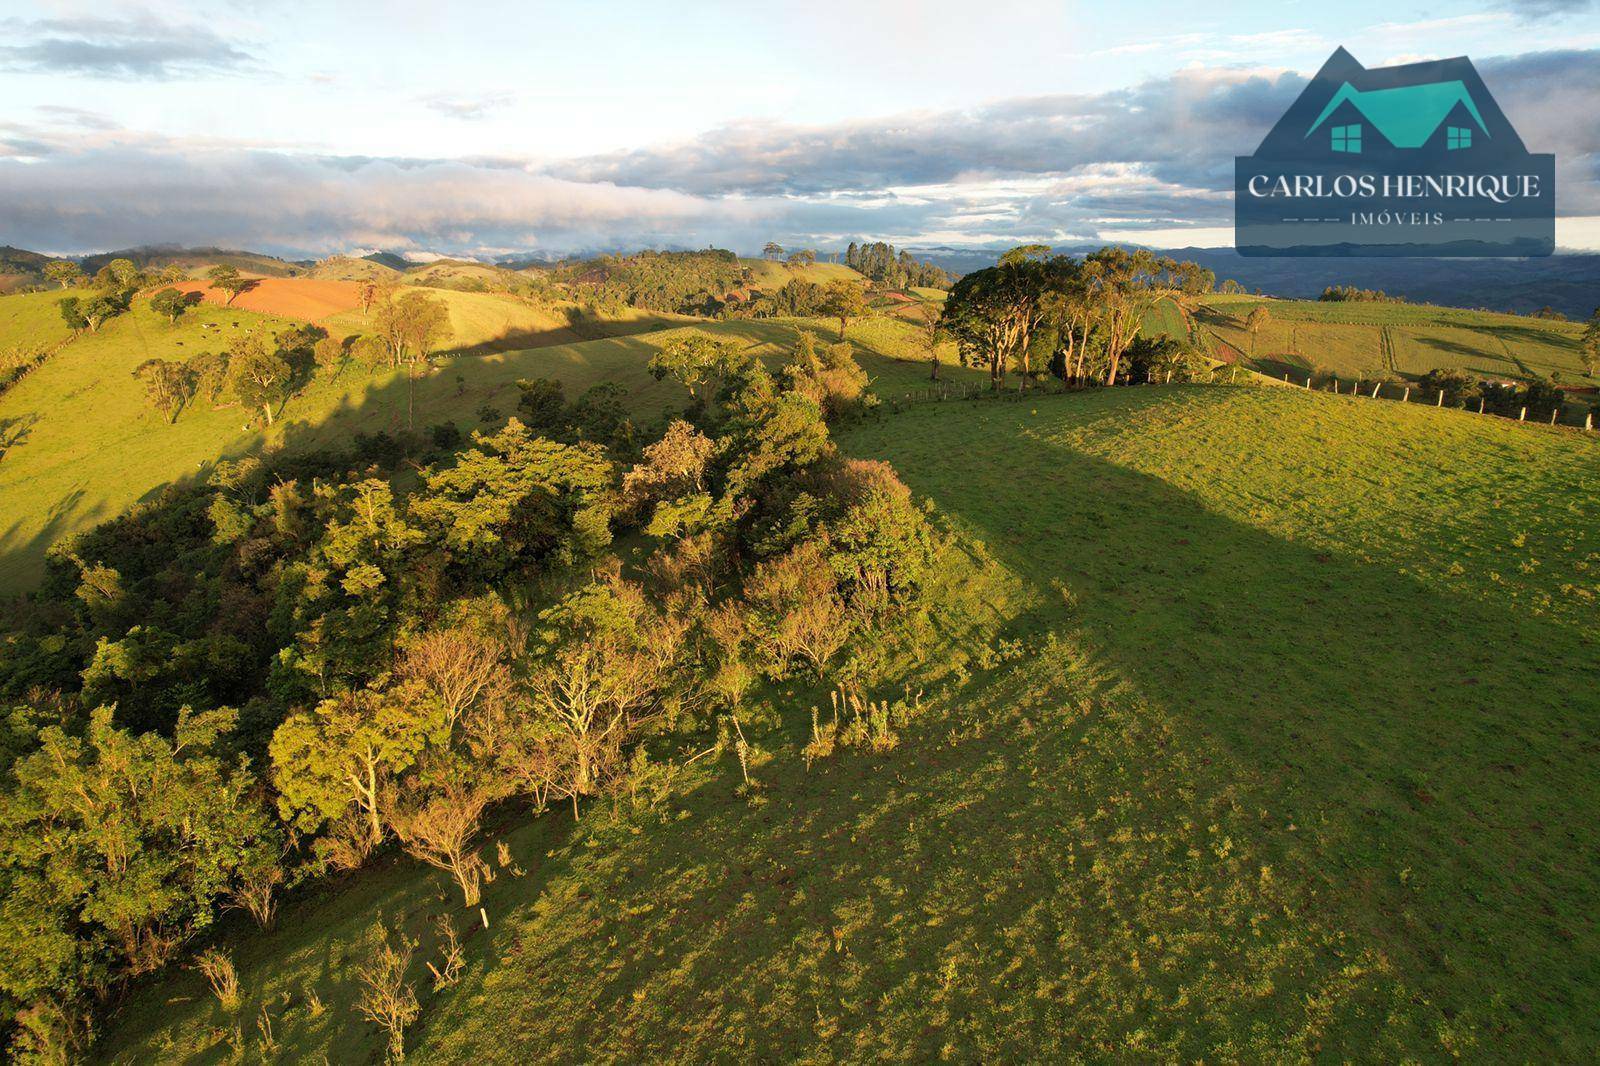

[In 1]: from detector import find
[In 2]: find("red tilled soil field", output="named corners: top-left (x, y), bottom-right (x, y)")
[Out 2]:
top-left (176, 278), bottom-right (363, 321)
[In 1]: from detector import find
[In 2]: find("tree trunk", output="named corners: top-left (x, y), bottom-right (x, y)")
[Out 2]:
top-left (366, 763), bottom-right (382, 844)
top-left (838, 316), bottom-right (846, 341)
top-left (262, 402), bottom-right (274, 427)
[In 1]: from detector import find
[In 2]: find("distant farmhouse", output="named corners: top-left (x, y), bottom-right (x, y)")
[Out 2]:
top-left (1307, 80), bottom-right (1490, 155)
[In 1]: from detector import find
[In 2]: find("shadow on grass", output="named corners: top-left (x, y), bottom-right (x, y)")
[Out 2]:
top-left (95, 387), bottom-right (1600, 1060)
top-left (843, 391), bottom-right (1600, 1056)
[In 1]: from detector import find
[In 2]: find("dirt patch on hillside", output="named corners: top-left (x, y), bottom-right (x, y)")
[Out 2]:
top-left (176, 278), bottom-right (364, 321)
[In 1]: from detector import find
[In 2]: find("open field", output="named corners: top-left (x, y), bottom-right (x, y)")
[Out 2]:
top-left (0, 310), bottom-right (970, 593)
top-left (401, 258), bottom-right (528, 290)
top-left (739, 257), bottom-right (866, 289)
top-left (1163, 296), bottom-right (1595, 387)
top-left (175, 277), bottom-right (365, 320)
top-left (0, 290), bottom-right (78, 353)
top-left (303, 255), bottom-right (403, 282)
top-left (98, 385), bottom-right (1600, 1061)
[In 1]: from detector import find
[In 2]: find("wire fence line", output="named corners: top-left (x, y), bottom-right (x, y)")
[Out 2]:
top-left (1269, 370), bottom-right (1597, 432)
top-left (882, 367), bottom-right (1599, 434)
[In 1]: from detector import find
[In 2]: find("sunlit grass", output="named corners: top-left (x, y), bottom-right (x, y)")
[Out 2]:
top-left (99, 384), bottom-right (1600, 1061)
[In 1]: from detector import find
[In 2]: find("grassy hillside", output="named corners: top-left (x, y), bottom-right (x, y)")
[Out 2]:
top-left (1164, 295), bottom-right (1595, 388)
top-left (304, 256), bottom-right (403, 282)
top-left (0, 291), bottom-right (78, 353)
top-left (0, 312), bottom-right (966, 593)
top-left (98, 385), bottom-right (1600, 1061)
top-left (81, 247), bottom-right (304, 279)
top-left (402, 259), bottom-right (528, 291)
top-left (739, 257), bottom-right (865, 290)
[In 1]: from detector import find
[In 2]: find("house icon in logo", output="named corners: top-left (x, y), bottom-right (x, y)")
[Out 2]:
top-left (1305, 80), bottom-right (1489, 155)
top-left (1235, 47), bottom-right (1555, 257)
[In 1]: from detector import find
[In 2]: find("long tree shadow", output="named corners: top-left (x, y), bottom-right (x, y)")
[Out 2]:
top-left (395, 395), bottom-right (1600, 1060)
top-left (86, 386), bottom-right (1600, 1060)
top-left (846, 394), bottom-right (1600, 1056)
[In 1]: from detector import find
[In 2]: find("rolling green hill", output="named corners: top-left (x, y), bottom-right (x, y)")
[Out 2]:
top-left (0, 290), bottom-right (79, 354)
top-left (1156, 295), bottom-right (1596, 388)
top-left (304, 256), bottom-right (403, 282)
top-left (401, 259), bottom-right (530, 291)
top-left (740, 257), bottom-right (865, 290)
top-left (80, 247), bottom-right (305, 279)
top-left (0, 308), bottom-right (962, 593)
top-left (96, 384), bottom-right (1600, 1061)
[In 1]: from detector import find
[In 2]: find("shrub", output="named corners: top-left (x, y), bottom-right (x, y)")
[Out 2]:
top-left (195, 948), bottom-right (241, 1013)
top-left (1418, 368), bottom-right (1481, 405)
top-left (744, 542), bottom-right (851, 678)
top-left (354, 922), bottom-right (419, 1063)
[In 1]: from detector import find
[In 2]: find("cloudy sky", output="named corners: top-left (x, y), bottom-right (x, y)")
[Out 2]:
top-left (1, 0), bottom-right (1597, 258)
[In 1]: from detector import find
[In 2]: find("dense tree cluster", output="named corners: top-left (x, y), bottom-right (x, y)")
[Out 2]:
top-left (940, 245), bottom-right (1213, 389)
top-left (0, 330), bottom-right (931, 1056)
top-left (843, 242), bottom-right (948, 290)
top-left (1318, 285), bottom-right (1402, 303)
top-left (556, 250), bottom-right (751, 316)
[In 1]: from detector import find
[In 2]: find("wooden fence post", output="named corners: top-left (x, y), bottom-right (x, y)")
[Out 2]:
top-left (1478, 397), bottom-right (1486, 414)
top-left (1519, 406), bottom-right (1527, 421)
top-left (1436, 391), bottom-right (1443, 407)
top-left (1305, 376), bottom-right (1312, 388)
top-left (1402, 387), bottom-right (1410, 403)
top-left (1551, 408), bottom-right (1559, 425)
top-left (1371, 382), bottom-right (1381, 398)
top-left (1587, 412), bottom-right (1594, 431)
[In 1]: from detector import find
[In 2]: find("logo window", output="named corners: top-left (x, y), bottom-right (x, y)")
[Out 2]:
top-left (1331, 123), bottom-right (1362, 153)
top-left (1447, 125), bottom-right (1473, 150)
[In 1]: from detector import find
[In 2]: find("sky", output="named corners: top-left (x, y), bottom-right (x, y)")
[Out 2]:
top-left (1, 0), bottom-right (1597, 258)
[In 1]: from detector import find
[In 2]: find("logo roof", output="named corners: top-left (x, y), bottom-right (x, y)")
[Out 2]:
top-left (1306, 80), bottom-right (1490, 148)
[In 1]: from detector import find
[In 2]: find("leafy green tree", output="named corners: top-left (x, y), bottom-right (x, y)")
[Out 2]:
top-left (372, 290), bottom-right (450, 426)
top-left (133, 359), bottom-right (197, 423)
top-left (104, 256), bottom-right (143, 288)
top-left (523, 575), bottom-right (672, 805)
top-left (515, 377), bottom-right (569, 433)
top-left (313, 334), bottom-right (346, 376)
top-left (410, 419), bottom-right (615, 580)
top-left (939, 245), bottom-right (1053, 389)
top-left (762, 241), bottom-right (785, 260)
top-left (271, 687), bottom-right (443, 863)
top-left (1419, 367), bottom-right (1482, 404)
top-left (226, 335), bottom-right (292, 426)
top-left (1081, 247), bottom-right (1187, 385)
top-left (647, 333), bottom-right (750, 407)
top-left (185, 349), bottom-right (230, 403)
top-left (823, 279), bottom-right (869, 340)
top-left (0, 706), bottom-right (277, 1007)
top-left (206, 265), bottom-right (251, 305)
top-left (83, 293), bottom-right (129, 332)
top-left (275, 478), bottom-right (426, 693)
top-left (43, 261), bottom-right (82, 289)
top-left (1582, 308), bottom-right (1600, 377)
top-left (58, 297), bottom-right (87, 333)
top-left (149, 287), bottom-right (190, 325)
top-left (1245, 305), bottom-right (1271, 354)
